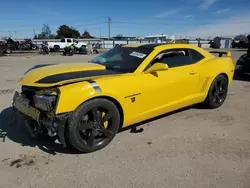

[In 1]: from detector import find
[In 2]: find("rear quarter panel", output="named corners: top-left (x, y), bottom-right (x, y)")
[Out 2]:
top-left (199, 56), bottom-right (235, 96)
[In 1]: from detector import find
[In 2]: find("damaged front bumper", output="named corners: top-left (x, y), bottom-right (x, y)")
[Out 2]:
top-left (12, 91), bottom-right (69, 147)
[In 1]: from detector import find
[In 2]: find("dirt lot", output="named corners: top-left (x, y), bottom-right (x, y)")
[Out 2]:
top-left (0, 51), bottom-right (250, 188)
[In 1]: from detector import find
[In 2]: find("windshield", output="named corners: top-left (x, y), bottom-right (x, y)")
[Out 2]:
top-left (89, 46), bottom-right (153, 73)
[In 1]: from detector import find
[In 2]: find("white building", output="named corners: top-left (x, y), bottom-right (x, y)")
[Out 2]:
top-left (143, 34), bottom-right (179, 43)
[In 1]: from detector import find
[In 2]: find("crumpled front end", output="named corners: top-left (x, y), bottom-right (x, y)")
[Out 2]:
top-left (12, 86), bottom-right (69, 146)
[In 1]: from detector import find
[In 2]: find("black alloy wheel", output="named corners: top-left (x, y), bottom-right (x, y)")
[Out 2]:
top-left (67, 98), bottom-right (120, 153)
top-left (203, 75), bottom-right (228, 109)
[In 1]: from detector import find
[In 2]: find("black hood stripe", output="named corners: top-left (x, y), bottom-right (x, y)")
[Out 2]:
top-left (35, 70), bottom-right (121, 84)
top-left (86, 80), bottom-right (102, 92)
top-left (25, 64), bottom-right (55, 74)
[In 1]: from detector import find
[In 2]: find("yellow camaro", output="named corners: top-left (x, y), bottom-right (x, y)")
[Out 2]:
top-left (12, 43), bottom-right (235, 153)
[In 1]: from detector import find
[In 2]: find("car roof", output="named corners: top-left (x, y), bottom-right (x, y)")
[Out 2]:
top-left (123, 43), bottom-right (166, 49)
top-left (122, 43), bottom-right (197, 50)
top-left (122, 43), bottom-right (215, 59)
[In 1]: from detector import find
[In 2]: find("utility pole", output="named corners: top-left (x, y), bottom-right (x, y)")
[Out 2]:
top-left (13, 31), bottom-right (16, 39)
top-left (108, 16), bottom-right (111, 40)
top-left (33, 28), bottom-right (36, 38)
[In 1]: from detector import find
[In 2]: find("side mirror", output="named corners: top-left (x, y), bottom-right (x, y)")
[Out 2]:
top-left (145, 62), bottom-right (169, 74)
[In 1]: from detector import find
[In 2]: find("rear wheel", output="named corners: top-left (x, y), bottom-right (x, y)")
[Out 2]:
top-left (202, 75), bottom-right (228, 109)
top-left (66, 98), bottom-right (120, 153)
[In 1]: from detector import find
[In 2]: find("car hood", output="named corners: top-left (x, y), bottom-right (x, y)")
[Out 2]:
top-left (19, 62), bottom-right (122, 87)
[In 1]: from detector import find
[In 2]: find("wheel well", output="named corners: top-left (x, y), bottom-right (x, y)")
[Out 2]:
top-left (204, 73), bottom-right (229, 98)
top-left (218, 73), bottom-right (229, 84)
top-left (84, 96), bottom-right (124, 128)
top-left (54, 45), bottom-right (60, 49)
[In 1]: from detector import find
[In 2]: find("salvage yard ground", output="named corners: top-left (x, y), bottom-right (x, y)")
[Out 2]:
top-left (0, 50), bottom-right (250, 188)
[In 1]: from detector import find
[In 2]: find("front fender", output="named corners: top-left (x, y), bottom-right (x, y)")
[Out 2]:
top-left (55, 81), bottom-right (122, 114)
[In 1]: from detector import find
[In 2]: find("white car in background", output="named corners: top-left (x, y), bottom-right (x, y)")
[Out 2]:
top-left (47, 38), bottom-right (88, 52)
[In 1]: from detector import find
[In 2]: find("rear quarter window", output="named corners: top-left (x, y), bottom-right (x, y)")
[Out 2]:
top-left (190, 49), bottom-right (204, 63)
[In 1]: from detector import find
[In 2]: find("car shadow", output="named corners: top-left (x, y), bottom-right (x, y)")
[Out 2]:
top-left (0, 104), bottom-right (206, 155)
top-left (0, 107), bottom-right (80, 155)
top-left (119, 105), bottom-right (202, 133)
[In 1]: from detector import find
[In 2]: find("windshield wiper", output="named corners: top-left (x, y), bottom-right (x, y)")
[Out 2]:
top-left (105, 66), bottom-right (116, 70)
top-left (105, 66), bottom-right (121, 72)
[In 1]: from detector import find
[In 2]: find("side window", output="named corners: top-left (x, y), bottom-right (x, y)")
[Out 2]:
top-left (158, 49), bottom-right (193, 68)
top-left (60, 39), bottom-right (65, 42)
top-left (67, 39), bottom-right (72, 43)
top-left (189, 49), bottom-right (204, 63)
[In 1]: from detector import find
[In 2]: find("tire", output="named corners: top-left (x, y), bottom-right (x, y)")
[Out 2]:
top-left (6, 48), bottom-right (12, 54)
top-left (66, 98), bottom-right (121, 153)
top-left (54, 45), bottom-right (60, 52)
top-left (202, 75), bottom-right (228, 109)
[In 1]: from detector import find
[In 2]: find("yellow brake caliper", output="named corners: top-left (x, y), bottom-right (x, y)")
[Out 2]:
top-left (102, 112), bottom-right (108, 128)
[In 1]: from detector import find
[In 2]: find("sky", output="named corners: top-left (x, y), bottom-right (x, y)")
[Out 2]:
top-left (0, 0), bottom-right (250, 39)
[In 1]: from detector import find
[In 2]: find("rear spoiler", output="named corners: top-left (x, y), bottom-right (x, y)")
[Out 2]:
top-left (208, 50), bottom-right (232, 57)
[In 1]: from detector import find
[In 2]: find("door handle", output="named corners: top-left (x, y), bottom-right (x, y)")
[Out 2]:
top-left (189, 71), bottom-right (197, 75)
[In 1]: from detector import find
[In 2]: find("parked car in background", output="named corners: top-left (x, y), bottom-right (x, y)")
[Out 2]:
top-left (231, 40), bottom-right (249, 48)
top-left (47, 38), bottom-right (88, 52)
top-left (234, 53), bottom-right (250, 78)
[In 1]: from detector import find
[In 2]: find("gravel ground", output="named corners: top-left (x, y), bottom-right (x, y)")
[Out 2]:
top-left (0, 50), bottom-right (250, 188)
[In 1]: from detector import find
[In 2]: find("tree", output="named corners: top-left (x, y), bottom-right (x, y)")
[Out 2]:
top-left (56, 25), bottom-right (80, 38)
top-left (35, 24), bottom-right (53, 39)
top-left (81, 30), bottom-right (94, 38)
top-left (1, 36), bottom-right (8, 40)
top-left (41, 24), bottom-right (51, 37)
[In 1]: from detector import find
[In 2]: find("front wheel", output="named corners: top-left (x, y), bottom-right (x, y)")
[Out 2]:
top-left (66, 98), bottom-right (121, 153)
top-left (202, 75), bottom-right (228, 109)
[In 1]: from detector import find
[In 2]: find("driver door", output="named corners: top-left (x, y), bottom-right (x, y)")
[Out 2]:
top-left (131, 48), bottom-right (201, 121)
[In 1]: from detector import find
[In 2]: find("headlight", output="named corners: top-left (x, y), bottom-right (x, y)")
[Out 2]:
top-left (33, 94), bottom-right (56, 111)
